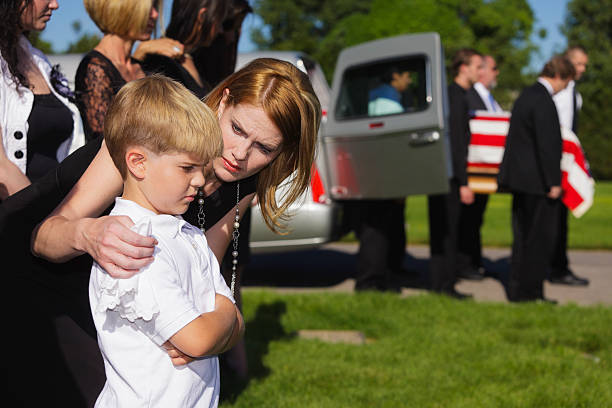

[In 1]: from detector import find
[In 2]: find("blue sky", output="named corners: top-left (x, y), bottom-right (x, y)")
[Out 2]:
top-left (42, 0), bottom-right (569, 72)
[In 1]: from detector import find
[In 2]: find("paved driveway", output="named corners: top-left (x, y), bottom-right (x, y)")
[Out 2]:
top-left (244, 243), bottom-right (612, 306)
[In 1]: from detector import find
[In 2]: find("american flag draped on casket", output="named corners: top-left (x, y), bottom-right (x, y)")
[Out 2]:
top-left (467, 110), bottom-right (594, 218)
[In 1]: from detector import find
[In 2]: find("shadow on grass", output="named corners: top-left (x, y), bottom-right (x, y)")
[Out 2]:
top-left (482, 255), bottom-right (511, 297)
top-left (243, 246), bottom-right (511, 293)
top-left (243, 248), bottom-right (430, 289)
top-left (220, 301), bottom-right (290, 403)
top-left (243, 248), bottom-right (358, 287)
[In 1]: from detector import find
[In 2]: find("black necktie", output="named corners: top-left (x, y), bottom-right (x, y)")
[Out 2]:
top-left (572, 86), bottom-right (579, 133)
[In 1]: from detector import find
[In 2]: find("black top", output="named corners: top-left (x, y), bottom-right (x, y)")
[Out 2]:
top-left (140, 53), bottom-right (210, 99)
top-left (498, 82), bottom-right (562, 195)
top-left (447, 82), bottom-right (471, 186)
top-left (26, 92), bottom-right (74, 181)
top-left (75, 50), bottom-right (130, 141)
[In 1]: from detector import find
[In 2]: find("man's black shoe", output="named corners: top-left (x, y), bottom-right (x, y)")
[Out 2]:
top-left (548, 271), bottom-right (589, 286)
top-left (457, 267), bottom-right (484, 281)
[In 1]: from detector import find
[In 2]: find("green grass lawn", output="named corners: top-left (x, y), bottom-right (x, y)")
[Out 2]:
top-left (220, 291), bottom-right (612, 407)
top-left (343, 180), bottom-right (612, 249)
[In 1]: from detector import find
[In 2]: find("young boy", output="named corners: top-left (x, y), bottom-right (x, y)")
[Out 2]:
top-left (89, 75), bottom-right (244, 407)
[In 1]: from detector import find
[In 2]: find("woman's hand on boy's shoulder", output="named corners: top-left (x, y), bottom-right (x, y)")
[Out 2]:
top-left (85, 215), bottom-right (157, 278)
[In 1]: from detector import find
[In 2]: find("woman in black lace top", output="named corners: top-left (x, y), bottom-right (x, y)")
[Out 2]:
top-left (75, 0), bottom-right (184, 141)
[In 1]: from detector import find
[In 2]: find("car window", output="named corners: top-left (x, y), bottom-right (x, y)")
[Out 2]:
top-left (334, 54), bottom-right (429, 120)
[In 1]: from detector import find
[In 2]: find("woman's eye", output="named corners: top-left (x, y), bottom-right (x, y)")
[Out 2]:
top-left (181, 166), bottom-right (194, 172)
top-left (257, 143), bottom-right (273, 155)
top-left (232, 123), bottom-right (243, 135)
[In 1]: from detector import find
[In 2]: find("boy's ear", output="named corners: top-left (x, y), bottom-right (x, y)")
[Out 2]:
top-left (125, 148), bottom-right (147, 180)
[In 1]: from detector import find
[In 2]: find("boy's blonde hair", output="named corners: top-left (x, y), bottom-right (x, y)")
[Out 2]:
top-left (84, 0), bottom-right (159, 38)
top-left (105, 74), bottom-right (222, 179)
top-left (205, 58), bottom-right (321, 233)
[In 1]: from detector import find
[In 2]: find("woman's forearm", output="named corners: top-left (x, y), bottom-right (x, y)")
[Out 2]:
top-left (32, 215), bottom-right (94, 262)
top-left (31, 141), bottom-right (123, 262)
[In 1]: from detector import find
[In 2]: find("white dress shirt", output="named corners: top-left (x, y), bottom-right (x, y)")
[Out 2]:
top-left (553, 80), bottom-right (581, 130)
top-left (537, 77), bottom-right (555, 96)
top-left (90, 198), bottom-right (234, 408)
top-left (474, 82), bottom-right (501, 112)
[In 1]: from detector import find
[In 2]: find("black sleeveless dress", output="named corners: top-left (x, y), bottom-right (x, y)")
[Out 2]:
top-left (26, 92), bottom-right (74, 181)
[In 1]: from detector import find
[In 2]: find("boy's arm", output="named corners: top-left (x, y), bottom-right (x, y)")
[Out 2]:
top-left (169, 294), bottom-right (245, 358)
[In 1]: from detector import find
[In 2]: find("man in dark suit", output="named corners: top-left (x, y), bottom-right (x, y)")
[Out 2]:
top-left (550, 46), bottom-right (590, 286)
top-left (427, 48), bottom-right (483, 298)
top-left (351, 66), bottom-right (416, 292)
top-left (498, 55), bottom-right (575, 302)
top-left (461, 55), bottom-right (501, 278)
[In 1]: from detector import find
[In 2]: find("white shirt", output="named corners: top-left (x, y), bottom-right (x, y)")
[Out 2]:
top-left (0, 36), bottom-right (85, 173)
top-left (537, 77), bottom-right (555, 96)
top-left (90, 198), bottom-right (235, 408)
top-left (473, 82), bottom-right (501, 112)
top-left (553, 80), bottom-right (581, 130)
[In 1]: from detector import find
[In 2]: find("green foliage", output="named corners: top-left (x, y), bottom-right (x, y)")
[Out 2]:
top-left (252, 0), bottom-right (536, 108)
top-left (27, 31), bottom-right (53, 54)
top-left (221, 291), bottom-right (612, 407)
top-left (251, 0), bottom-right (372, 54)
top-left (563, 0), bottom-right (612, 179)
top-left (65, 33), bottom-right (100, 54)
top-left (65, 20), bottom-right (100, 54)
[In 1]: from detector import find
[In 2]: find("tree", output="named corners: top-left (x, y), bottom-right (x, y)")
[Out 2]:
top-left (65, 20), bottom-right (100, 54)
top-left (27, 31), bottom-right (53, 54)
top-left (563, 0), bottom-right (612, 179)
top-left (252, 0), bottom-right (536, 108)
top-left (251, 0), bottom-right (373, 76)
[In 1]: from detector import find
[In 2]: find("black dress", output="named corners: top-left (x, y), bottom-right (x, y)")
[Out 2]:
top-left (26, 92), bottom-right (74, 181)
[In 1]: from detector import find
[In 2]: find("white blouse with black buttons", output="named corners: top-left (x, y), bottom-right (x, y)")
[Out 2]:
top-left (0, 35), bottom-right (85, 174)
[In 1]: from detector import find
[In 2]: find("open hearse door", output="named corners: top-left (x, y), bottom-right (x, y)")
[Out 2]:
top-left (320, 32), bottom-right (451, 199)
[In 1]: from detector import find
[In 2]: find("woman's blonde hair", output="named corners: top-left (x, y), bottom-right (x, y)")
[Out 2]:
top-left (105, 74), bottom-right (222, 179)
top-left (84, 0), bottom-right (159, 37)
top-left (204, 58), bottom-right (322, 233)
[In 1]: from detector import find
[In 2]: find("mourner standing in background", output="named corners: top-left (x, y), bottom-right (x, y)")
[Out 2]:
top-left (498, 55), bottom-right (575, 302)
top-left (462, 54), bottom-right (501, 278)
top-left (549, 46), bottom-right (590, 287)
top-left (427, 48), bottom-right (483, 298)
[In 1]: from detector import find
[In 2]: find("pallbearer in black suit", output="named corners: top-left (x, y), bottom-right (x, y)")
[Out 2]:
top-left (550, 46), bottom-right (590, 286)
top-left (498, 55), bottom-right (575, 302)
top-left (427, 48), bottom-right (483, 298)
top-left (461, 55), bottom-right (501, 279)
